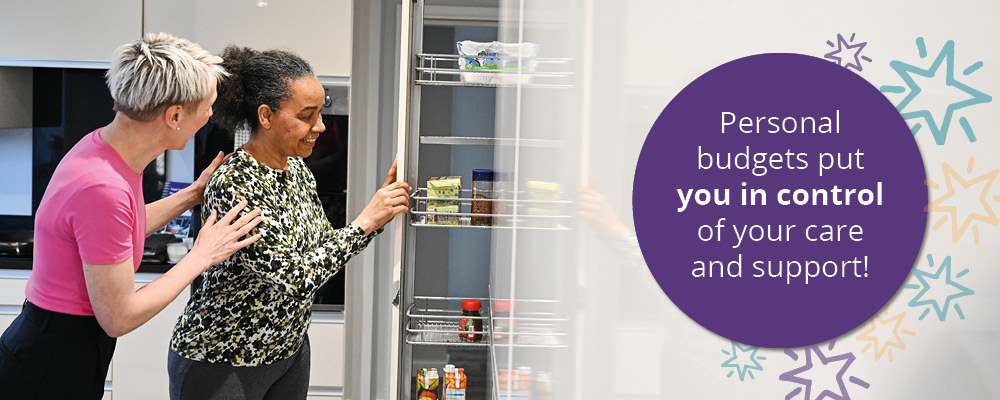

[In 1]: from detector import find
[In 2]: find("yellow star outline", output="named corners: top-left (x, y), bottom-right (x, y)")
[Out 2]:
top-left (856, 310), bottom-right (915, 362)
top-left (926, 156), bottom-right (999, 245)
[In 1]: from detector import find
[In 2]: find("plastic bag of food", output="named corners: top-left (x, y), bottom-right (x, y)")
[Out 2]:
top-left (457, 40), bottom-right (500, 84)
top-left (456, 40), bottom-right (539, 84)
top-left (496, 42), bottom-right (539, 85)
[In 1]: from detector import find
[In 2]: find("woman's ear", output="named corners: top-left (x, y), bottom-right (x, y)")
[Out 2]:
top-left (258, 104), bottom-right (273, 130)
top-left (165, 105), bottom-right (184, 130)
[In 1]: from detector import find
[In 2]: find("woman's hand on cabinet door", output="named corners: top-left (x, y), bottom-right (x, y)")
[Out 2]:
top-left (353, 159), bottom-right (411, 235)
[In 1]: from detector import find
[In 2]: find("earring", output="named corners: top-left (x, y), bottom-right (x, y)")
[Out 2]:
top-left (177, 127), bottom-right (181, 130)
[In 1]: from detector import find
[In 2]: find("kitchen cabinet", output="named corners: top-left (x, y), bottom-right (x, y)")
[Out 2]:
top-left (0, 0), bottom-right (140, 63)
top-left (1, 271), bottom-right (350, 399)
top-left (144, 0), bottom-right (353, 76)
top-left (0, 272), bottom-right (31, 336)
top-left (111, 274), bottom-right (190, 399)
top-left (305, 314), bottom-right (347, 398)
top-left (113, 276), bottom-right (347, 399)
top-left (345, 0), bottom-right (577, 398)
top-left (0, 271), bottom-right (111, 399)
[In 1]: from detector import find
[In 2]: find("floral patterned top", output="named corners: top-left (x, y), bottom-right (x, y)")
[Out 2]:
top-left (170, 148), bottom-right (379, 366)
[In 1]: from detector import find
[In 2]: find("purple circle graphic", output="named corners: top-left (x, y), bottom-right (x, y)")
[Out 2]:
top-left (633, 53), bottom-right (927, 348)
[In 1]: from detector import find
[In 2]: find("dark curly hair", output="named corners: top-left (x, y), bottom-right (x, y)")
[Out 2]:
top-left (212, 45), bottom-right (314, 134)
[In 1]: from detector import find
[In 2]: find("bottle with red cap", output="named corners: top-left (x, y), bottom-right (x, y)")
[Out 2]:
top-left (493, 300), bottom-right (518, 342)
top-left (458, 299), bottom-right (483, 342)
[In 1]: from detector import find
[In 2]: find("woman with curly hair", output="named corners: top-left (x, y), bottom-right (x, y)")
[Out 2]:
top-left (167, 45), bottom-right (409, 399)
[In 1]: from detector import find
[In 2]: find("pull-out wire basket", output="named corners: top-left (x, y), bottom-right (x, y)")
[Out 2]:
top-left (406, 296), bottom-right (491, 347)
top-left (409, 188), bottom-right (572, 231)
top-left (415, 53), bottom-right (574, 89)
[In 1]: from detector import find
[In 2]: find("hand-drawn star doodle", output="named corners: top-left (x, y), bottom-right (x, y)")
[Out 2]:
top-left (778, 340), bottom-right (871, 400)
top-left (720, 341), bottom-right (766, 381)
top-left (824, 33), bottom-right (871, 72)
top-left (856, 310), bottom-right (915, 362)
top-left (780, 340), bottom-right (869, 400)
top-left (880, 38), bottom-right (992, 145)
top-left (904, 254), bottom-right (975, 321)
top-left (926, 156), bottom-right (999, 245)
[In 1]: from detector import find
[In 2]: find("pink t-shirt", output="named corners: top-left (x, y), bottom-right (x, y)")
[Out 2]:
top-left (26, 128), bottom-right (146, 316)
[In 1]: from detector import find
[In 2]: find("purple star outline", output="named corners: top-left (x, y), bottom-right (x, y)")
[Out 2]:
top-left (824, 33), bottom-right (871, 72)
top-left (779, 340), bottom-right (870, 400)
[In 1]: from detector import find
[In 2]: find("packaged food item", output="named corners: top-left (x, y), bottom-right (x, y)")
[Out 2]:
top-left (492, 170), bottom-right (511, 225)
top-left (526, 179), bottom-right (561, 227)
top-left (456, 40), bottom-right (500, 84)
top-left (443, 364), bottom-right (467, 400)
top-left (496, 42), bottom-right (540, 85)
top-left (497, 367), bottom-right (532, 400)
top-left (416, 368), bottom-right (440, 400)
top-left (471, 169), bottom-right (495, 226)
top-left (456, 41), bottom-right (539, 85)
top-left (458, 299), bottom-right (483, 342)
top-left (535, 371), bottom-right (553, 400)
top-left (427, 176), bottom-right (461, 225)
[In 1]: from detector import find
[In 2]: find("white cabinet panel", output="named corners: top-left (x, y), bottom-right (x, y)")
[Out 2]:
top-left (308, 321), bottom-right (345, 387)
top-left (144, 0), bottom-right (353, 76)
top-left (0, 0), bottom-right (141, 62)
top-left (0, 277), bottom-right (28, 305)
top-left (0, 313), bottom-right (16, 336)
top-left (112, 282), bottom-right (190, 400)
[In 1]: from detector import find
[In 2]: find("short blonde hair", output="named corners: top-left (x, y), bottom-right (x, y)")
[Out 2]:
top-left (106, 32), bottom-right (227, 122)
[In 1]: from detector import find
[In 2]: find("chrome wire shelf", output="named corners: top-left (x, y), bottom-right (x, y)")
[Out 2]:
top-left (406, 296), bottom-right (491, 347)
top-left (405, 296), bottom-right (569, 349)
top-left (490, 297), bottom-right (569, 349)
top-left (415, 53), bottom-right (574, 88)
top-left (409, 188), bottom-right (572, 230)
top-left (418, 136), bottom-right (565, 148)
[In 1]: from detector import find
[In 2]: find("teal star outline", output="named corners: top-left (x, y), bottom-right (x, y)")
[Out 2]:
top-left (887, 39), bottom-right (992, 145)
top-left (908, 255), bottom-right (975, 321)
top-left (721, 341), bottom-right (764, 381)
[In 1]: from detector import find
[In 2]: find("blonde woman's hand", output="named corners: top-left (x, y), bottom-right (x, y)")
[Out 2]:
top-left (353, 159), bottom-right (411, 235)
top-left (187, 200), bottom-right (263, 268)
top-left (188, 151), bottom-right (232, 205)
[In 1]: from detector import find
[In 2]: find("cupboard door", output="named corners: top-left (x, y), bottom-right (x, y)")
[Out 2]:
top-left (144, 0), bottom-right (353, 76)
top-left (111, 281), bottom-right (190, 400)
top-left (0, 277), bottom-right (28, 306)
top-left (308, 320), bottom-right (345, 388)
top-left (0, 314), bottom-right (16, 337)
top-left (0, 0), bottom-right (140, 62)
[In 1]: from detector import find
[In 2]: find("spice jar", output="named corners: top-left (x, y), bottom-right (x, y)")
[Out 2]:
top-left (471, 169), bottom-right (495, 226)
top-left (458, 299), bottom-right (483, 342)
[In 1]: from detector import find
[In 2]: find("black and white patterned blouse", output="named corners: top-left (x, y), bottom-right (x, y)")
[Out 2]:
top-left (170, 148), bottom-right (379, 366)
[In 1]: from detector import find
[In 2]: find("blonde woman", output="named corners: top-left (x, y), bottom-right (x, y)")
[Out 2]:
top-left (0, 33), bottom-right (262, 399)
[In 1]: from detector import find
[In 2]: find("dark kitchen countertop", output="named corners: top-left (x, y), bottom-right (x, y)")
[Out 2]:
top-left (0, 256), bottom-right (174, 274)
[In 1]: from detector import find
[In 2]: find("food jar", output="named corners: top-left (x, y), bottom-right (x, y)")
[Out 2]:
top-left (492, 300), bottom-right (518, 342)
top-left (458, 299), bottom-right (483, 342)
top-left (471, 169), bottom-right (495, 226)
